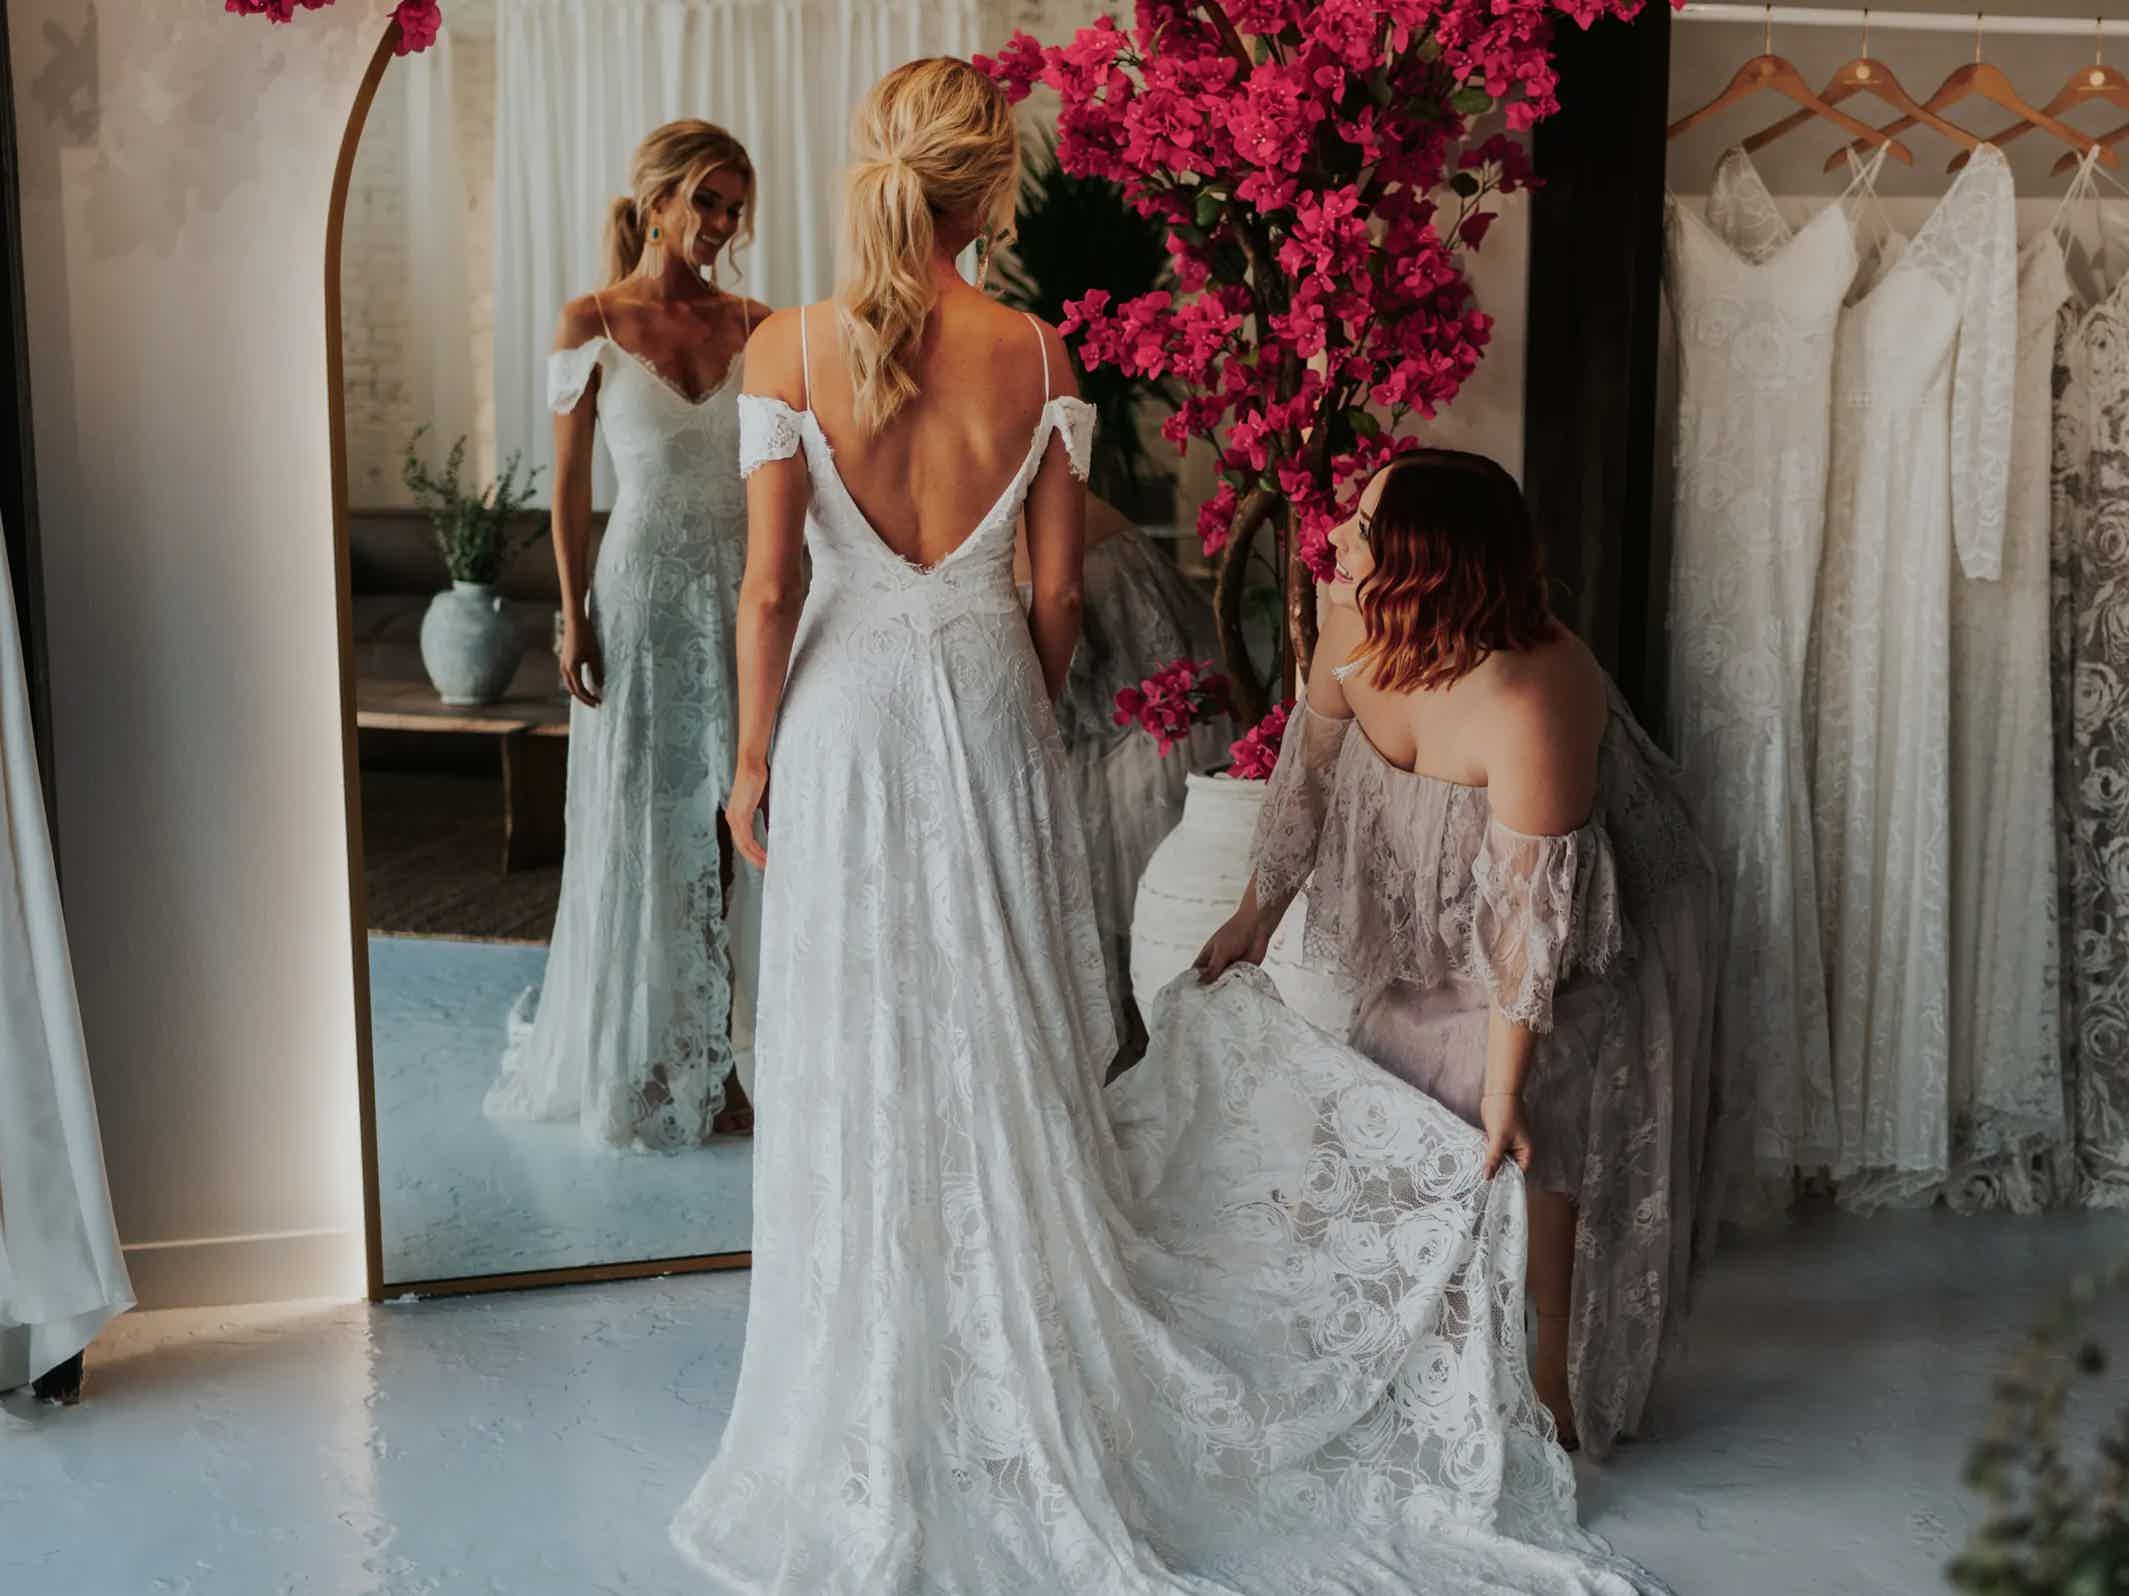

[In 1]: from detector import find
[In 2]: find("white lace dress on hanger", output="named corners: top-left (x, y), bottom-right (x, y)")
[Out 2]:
top-left (668, 312), bottom-right (1669, 1594)
top-left (482, 336), bottom-right (744, 1151)
top-left (1661, 145), bottom-right (1869, 1202)
top-left (1807, 144), bottom-right (2018, 1209)
top-left (1943, 214), bottom-right (2072, 1213)
top-left (2051, 159), bottom-right (2129, 1209)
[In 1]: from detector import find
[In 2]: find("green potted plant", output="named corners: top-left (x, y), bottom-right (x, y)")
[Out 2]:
top-left (403, 427), bottom-right (543, 706)
top-left (1950, 1260), bottom-right (2129, 1595)
top-left (992, 130), bottom-right (1179, 526)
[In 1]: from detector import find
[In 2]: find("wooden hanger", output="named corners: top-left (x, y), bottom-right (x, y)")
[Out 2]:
top-left (1964, 22), bottom-right (2129, 173)
top-left (1668, 5), bottom-right (1915, 162)
top-left (1745, 15), bottom-right (1981, 161)
top-left (1834, 15), bottom-right (2116, 172)
top-left (2056, 121), bottom-right (2129, 177)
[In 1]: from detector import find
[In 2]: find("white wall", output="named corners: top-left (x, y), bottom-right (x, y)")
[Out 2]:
top-left (7, 0), bottom-right (385, 1306)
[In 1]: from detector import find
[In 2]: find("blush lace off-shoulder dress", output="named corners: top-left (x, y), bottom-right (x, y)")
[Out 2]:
top-left (1249, 680), bottom-right (1724, 1459)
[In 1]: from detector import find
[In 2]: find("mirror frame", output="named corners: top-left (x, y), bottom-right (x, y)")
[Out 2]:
top-left (325, 20), bottom-right (753, 1301)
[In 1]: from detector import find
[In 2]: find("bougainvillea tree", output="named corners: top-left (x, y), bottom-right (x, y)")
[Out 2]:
top-left (225, 0), bottom-right (443, 55)
top-left (980, 0), bottom-right (1651, 722)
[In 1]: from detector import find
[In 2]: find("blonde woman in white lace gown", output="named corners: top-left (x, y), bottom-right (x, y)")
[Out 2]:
top-left (484, 122), bottom-right (768, 1150)
top-left (1805, 146), bottom-right (2018, 1209)
top-left (1200, 451), bottom-right (1720, 1460)
top-left (669, 57), bottom-right (1667, 1596)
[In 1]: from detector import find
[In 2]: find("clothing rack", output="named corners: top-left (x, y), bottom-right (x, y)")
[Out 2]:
top-left (1675, 5), bottom-right (2129, 40)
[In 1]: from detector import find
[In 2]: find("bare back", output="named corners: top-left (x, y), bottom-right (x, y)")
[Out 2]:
top-left (775, 284), bottom-right (1073, 571)
top-left (1315, 601), bottom-right (1607, 833)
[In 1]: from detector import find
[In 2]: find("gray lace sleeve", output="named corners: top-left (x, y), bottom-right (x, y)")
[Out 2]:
top-left (1465, 820), bottom-right (1624, 1034)
top-left (1248, 702), bottom-right (1351, 907)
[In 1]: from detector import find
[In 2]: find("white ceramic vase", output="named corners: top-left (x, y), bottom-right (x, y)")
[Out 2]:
top-left (1129, 770), bottom-right (1353, 1036)
top-left (420, 581), bottom-right (523, 706)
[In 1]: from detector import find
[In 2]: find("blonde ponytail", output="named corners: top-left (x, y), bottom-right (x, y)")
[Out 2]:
top-left (602, 120), bottom-right (757, 289)
top-left (838, 58), bottom-right (1021, 435)
top-left (602, 196), bottom-right (648, 286)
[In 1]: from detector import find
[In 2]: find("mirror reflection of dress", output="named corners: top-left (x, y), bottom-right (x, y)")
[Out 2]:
top-left (482, 300), bottom-right (749, 1151)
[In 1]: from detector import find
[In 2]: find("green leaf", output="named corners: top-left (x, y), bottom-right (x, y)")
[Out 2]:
top-left (1194, 187), bottom-right (1226, 229)
top-left (1345, 406), bottom-right (1382, 438)
top-left (1449, 170), bottom-right (1480, 198)
top-left (1173, 222), bottom-right (1210, 249)
top-left (1450, 85), bottom-right (1493, 117)
top-left (1365, 66), bottom-right (1393, 107)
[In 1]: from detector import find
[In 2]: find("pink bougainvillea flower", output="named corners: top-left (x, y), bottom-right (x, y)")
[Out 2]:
top-left (1115, 657), bottom-right (1231, 755)
top-left (393, 0), bottom-right (443, 53)
top-left (1227, 701), bottom-right (1295, 782)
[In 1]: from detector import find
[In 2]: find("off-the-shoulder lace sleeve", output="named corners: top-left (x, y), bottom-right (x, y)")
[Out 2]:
top-left (1465, 819), bottom-right (1624, 1034)
top-left (548, 340), bottom-right (606, 415)
top-left (1049, 396), bottom-right (1096, 482)
top-left (1248, 700), bottom-right (1350, 907)
top-left (737, 393), bottom-right (804, 480)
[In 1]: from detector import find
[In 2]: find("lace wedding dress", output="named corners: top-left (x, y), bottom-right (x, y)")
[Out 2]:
top-left (2051, 158), bottom-right (2129, 1209)
top-left (1661, 146), bottom-right (1874, 1199)
top-left (483, 315), bottom-right (744, 1151)
top-left (1809, 145), bottom-right (2017, 1209)
top-left (668, 312), bottom-right (1667, 1594)
top-left (1942, 214), bottom-right (2073, 1213)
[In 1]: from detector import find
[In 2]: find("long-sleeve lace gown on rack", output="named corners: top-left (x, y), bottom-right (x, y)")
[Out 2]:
top-left (1661, 145), bottom-right (1875, 1202)
top-left (1944, 210), bottom-right (2073, 1212)
top-left (1807, 145), bottom-right (2018, 1209)
top-left (667, 314), bottom-right (1670, 1595)
top-left (483, 333), bottom-right (744, 1150)
top-left (1246, 685), bottom-right (1721, 1461)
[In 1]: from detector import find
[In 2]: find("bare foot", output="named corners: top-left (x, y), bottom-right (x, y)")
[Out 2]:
top-left (713, 1075), bottom-right (754, 1138)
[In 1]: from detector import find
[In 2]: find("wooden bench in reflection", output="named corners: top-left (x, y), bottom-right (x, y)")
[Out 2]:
top-left (355, 655), bottom-right (569, 873)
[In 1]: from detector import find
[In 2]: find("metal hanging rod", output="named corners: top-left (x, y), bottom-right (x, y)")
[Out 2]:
top-left (1676, 4), bottom-right (2129, 40)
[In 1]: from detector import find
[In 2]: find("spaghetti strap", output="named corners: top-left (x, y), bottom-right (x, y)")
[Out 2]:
top-left (1024, 311), bottom-right (1050, 400)
top-left (799, 305), bottom-right (813, 414)
top-left (592, 291), bottom-right (613, 340)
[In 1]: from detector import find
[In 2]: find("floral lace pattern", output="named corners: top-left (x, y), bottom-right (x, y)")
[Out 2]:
top-left (1805, 144), bottom-right (2019, 1210)
top-left (2051, 224), bottom-right (2129, 1211)
top-left (667, 351), bottom-right (1669, 1589)
top-left (483, 340), bottom-right (742, 1151)
top-left (1244, 689), bottom-right (1723, 1459)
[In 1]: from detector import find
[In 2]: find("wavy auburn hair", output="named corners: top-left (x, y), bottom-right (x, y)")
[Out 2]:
top-left (1347, 450), bottom-right (1556, 694)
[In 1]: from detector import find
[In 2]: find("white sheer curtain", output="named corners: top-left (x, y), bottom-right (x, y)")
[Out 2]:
top-left (0, 522), bottom-right (133, 1391)
top-left (493, 0), bottom-right (997, 507)
top-left (400, 30), bottom-right (478, 479)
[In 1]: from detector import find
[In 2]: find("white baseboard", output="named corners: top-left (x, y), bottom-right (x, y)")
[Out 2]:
top-left (121, 1228), bottom-right (364, 1309)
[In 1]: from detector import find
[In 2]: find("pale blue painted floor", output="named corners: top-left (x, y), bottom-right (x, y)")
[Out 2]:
top-left (4, 1209), bottom-right (2126, 1595)
top-left (369, 936), bottom-right (753, 1285)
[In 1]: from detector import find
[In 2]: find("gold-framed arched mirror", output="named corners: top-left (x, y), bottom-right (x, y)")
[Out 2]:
top-left (323, 0), bottom-right (1180, 1302)
top-left (325, 4), bottom-right (800, 1299)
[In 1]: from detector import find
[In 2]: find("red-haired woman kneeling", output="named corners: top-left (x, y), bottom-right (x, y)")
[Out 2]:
top-left (1200, 450), bottom-right (1724, 1458)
